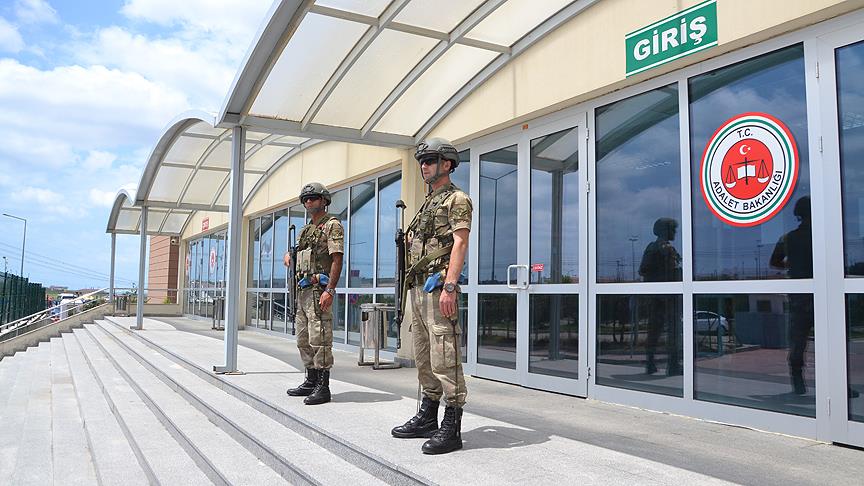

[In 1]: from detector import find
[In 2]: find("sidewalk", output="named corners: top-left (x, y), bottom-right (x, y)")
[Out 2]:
top-left (124, 316), bottom-right (863, 485)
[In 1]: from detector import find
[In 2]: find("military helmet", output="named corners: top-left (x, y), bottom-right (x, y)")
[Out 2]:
top-left (299, 182), bottom-right (331, 205)
top-left (652, 217), bottom-right (678, 240)
top-left (415, 137), bottom-right (459, 172)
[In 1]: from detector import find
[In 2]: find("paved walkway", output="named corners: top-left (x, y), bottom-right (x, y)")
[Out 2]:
top-left (121, 316), bottom-right (863, 485)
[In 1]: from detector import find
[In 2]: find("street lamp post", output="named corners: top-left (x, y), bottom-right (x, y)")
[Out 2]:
top-left (628, 235), bottom-right (639, 281)
top-left (3, 213), bottom-right (26, 277)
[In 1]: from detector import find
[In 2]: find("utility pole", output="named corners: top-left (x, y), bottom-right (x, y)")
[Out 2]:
top-left (3, 213), bottom-right (26, 277)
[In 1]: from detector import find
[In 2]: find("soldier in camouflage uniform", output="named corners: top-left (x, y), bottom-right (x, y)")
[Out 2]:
top-left (391, 138), bottom-right (472, 455)
top-left (284, 182), bottom-right (344, 405)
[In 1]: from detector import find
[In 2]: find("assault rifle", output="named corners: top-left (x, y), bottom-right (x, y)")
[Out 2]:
top-left (393, 200), bottom-right (407, 349)
top-left (287, 224), bottom-right (298, 334)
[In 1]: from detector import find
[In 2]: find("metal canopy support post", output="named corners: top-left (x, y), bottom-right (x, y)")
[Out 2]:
top-left (110, 233), bottom-right (116, 304)
top-left (134, 207), bottom-right (148, 330)
top-left (215, 125), bottom-right (245, 374)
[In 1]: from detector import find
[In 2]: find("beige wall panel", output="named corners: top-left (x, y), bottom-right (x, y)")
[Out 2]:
top-left (431, 0), bottom-right (862, 144)
top-left (182, 211), bottom-right (228, 240)
top-left (245, 141), bottom-right (407, 216)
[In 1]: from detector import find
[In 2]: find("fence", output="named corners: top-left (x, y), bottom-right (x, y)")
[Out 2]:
top-left (0, 272), bottom-right (46, 325)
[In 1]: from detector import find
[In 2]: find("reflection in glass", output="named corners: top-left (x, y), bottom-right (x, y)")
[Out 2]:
top-left (273, 210), bottom-right (289, 288)
top-left (347, 294), bottom-right (373, 346)
top-left (376, 293), bottom-right (398, 351)
top-left (332, 293), bottom-right (345, 341)
top-left (847, 295), bottom-right (864, 421)
top-left (452, 150), bottom-right (470, 282)
top-left (329, 189), bottom-right (349, 287)
top-left (246, 292), bottom-right (257, 327)
top-left (479, 146), bottom-right (517, 284)
top-left (596, 84), bottom-right (681, 283)
top-left (529, 294), bottom-right (578, 378)
top-left (272, 292), bottom-right (287, 333)
top-left (690, 45), bottom-right (811, 280)
top-left (249, 217), bottom-right (261, 287)
top-left (260, 214), bottom-right (274, 288)
top-left (477, 294), bottom-right (516, 369)
top-left (531, 127), bottom-right (579, 284)
top-left (837, 41), bottom-right (864, 276)
top-left (376, 173), bottom-right (401, 286)
top-left (596, 295), bottom-right (683, 397)
top-left (349, 182), bottom-right (376, 287)
top-left (694, 294), bottom-right (815, 417)
top-left (456, 293), bottom-right (468, 363)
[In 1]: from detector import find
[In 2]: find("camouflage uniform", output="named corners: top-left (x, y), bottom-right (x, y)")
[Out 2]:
top-left (295, 215), bottom-right (344, 370)
top-left (406, 182), bottom-right (472, 407)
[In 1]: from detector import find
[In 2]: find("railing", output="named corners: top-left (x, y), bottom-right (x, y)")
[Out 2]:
top-left (0, 287), bottom-right (108, 342)
top-left (112, 287), bottom-right (181, 305)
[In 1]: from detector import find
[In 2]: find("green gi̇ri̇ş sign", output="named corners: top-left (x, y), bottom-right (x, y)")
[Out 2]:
top-left (625, 0), bottom-right (718, 77)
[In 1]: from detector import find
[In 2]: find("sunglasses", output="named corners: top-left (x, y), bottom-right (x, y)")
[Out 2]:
top-left (418, 156), bottom-right (439, 166)
top-left (302, 195), bottom-right (322, 202)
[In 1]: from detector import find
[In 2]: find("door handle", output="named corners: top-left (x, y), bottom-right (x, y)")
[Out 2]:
top-left (507, 264), bottom-right (530, 290)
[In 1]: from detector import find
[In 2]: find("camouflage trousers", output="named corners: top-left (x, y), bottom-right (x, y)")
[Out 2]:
top-left (410, 288), bottom-right (467, 408)
top-left (295, 287), bottom-right (333, 369)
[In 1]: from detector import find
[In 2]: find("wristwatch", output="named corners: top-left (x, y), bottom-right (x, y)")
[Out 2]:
top-left (325, 288), bottom-right (336, 297)
top-left (443, 282), bottom-right (457, 294)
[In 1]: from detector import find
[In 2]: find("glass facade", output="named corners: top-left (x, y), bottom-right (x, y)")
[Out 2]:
top-left (530, 127), bottom-right (579, 284)
top-left (479, 146), bottom-right (518, 285)
top-left (690, 45), bottom-right (811, 281)
top-left (596, 84), bottom-right (681, 283)
top-left (183, 229), bottom-right (228, 320)
top-left (529, 294), bottom-right (578, 378)
top-left (694, 294), bottom-right (815, 417)
top-left (596, 295), bottom-right (683, 397)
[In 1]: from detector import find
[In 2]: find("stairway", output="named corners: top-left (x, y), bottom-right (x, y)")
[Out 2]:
top-left (0, 320), bottom-right (431, 486)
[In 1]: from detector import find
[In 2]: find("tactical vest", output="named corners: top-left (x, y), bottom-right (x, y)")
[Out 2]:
top-left (297, 215), bottom-right (338, 276)
top-left (406, 184), bottom-right (457, 277)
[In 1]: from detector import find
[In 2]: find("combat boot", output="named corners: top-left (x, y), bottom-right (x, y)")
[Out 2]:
top-left (391, 396), bottom-right (439, 438)
top-left (421, 406), bottom-right (462, 455)
top-left (287, 368), bottom-right (318, 396)
top-left (304, 369), bottom-right (331, 405)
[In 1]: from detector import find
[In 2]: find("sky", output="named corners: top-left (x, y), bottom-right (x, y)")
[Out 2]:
top-left (0, 0), bottom-right (272, 290)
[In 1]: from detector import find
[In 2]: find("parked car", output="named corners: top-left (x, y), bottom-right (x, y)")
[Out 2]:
top-left (695, 311), bottom-right (729, 334)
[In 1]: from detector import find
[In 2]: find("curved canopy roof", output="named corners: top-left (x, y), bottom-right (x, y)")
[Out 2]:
top-left (105, 188), bottom-right (193, 236)
top-left (219, 0), bottom-right (599, 145)
top-left (136, 111), bottom-right (316, 204)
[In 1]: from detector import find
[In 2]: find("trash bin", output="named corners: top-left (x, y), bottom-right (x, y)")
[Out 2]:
top-left (212, 296), bottom-right (225, 330)
top-left (357, 302), bottom-right (400, 370)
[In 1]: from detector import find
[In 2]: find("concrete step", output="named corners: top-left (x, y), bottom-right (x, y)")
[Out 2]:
top-left (93, 319), bottom-right (387, 486)
top-left (62, 331), bottom-right (149, 486)
top-left (11, 342), bottom-right (53, 485)
top-left (72, 328), bottom-right (214, 486)
top-left (49, 336), bottom-right (98, 485)
top-left (0, 354), bottom-right (21, 414)
top-left (77, 325), bottom-right (287, 486)
top-left (0, 347), bottom-right (36, 481)
top-left (100, 317), bottom-right (431, 486)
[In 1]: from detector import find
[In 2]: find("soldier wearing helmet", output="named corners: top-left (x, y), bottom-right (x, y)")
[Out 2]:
top-left (391, 137), bottom-right (472, 455)
top-left (283, 182), bottom-right (344, 405)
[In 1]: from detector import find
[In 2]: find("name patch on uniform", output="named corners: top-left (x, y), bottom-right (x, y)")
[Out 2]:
top-left (699, 112), bottom-right (800, 227)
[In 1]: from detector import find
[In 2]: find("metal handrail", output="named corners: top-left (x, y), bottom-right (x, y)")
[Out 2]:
top-left (0, 287), bottom-right (108, 339)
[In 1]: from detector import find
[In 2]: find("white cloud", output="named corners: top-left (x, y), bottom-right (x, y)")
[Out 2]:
top-left (82, 150), bottom-right (117, 171)
top-left (11, 185), bottom-right (64, 205)
top-left (0, 59), bottom-right (190, 150)
top-left (121, 0), bottom-right (271, 39)
top-left (79, 26), bottom-right (235, 110)
top-left (0, 17), bottom-right (25, 53)
top-left (15, 0), bottom-right (60, 25)
top-left (88, 188), bottom-right (118, 207)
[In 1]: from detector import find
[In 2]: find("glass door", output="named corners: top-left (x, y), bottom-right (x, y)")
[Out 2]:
top-left (819, 23), bottom-right (864, 448)
top-left (469, 114), bottom-right (589, 396)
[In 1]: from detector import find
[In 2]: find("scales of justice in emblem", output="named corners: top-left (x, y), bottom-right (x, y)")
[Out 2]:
top-left (719, 138), bottom-right (775, 201)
